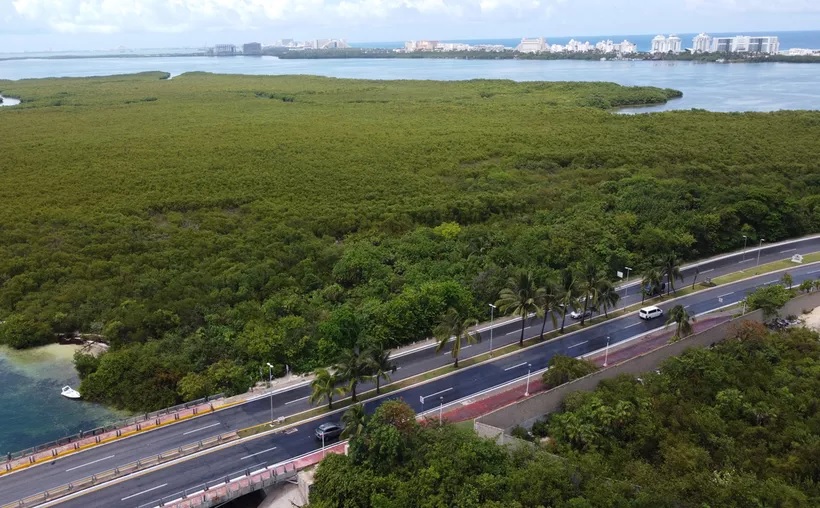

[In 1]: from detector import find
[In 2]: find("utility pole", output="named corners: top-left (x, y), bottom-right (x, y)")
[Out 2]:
top-left (603, 336), bottom-right (611, 367)
top-left (266, 362), bottom-right (274, 425)
top-left (756, 238), bottom-right (765, 267)
top-left (524, 363), bottom-right (532, 396)
top-left (438, 397), bottom-right (444, 425)
top-left (488, 304), bottom-right (496, 357)
top-left (742, 234), bottom-right (748, 262)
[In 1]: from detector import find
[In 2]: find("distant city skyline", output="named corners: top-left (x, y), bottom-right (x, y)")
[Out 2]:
top-left (2, 0), bottom-right (820, 52)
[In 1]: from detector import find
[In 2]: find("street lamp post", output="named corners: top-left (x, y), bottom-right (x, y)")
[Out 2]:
top-left (524, 363), bottom-right (532, 396)
top-left (624, 266), bottom-right (632, 296)
top-left (756, 238), bottom-right (765, 267)
top-left (742, 235), bottom-right (748, 262)
top-left (266, 362), bottom-right (274, 425)
top-left (321, 431), bottom-right (326, 458)
top-left (488, 304), bottom-right (496, 357)
top-left (439, 396), bottom-right (444, 425)
top-left (603, 336), bottom-right (611, 367)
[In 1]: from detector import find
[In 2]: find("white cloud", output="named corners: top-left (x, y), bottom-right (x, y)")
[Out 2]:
top-left (10, 0), bottom-right (550, 33)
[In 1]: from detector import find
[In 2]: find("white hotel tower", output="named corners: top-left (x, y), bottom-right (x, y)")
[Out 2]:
top-left (692, 33), bottom-right (712, 53)
top-left (651, 35), bottom-right (682, 54)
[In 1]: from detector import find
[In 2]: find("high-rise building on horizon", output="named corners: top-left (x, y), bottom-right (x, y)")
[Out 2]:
top-left (692, 33), bottom-right (712, 53)
top-left (711, 35), bottom-right (779, 54)
top-left (651, 35), bottom-right (682, 54)
top-left (515, 37), bottom-right (547, 53)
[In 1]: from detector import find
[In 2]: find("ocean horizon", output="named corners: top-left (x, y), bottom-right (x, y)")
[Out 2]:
top-left (350, 30), bottom-right (820, 52)
top-left (1, 30), bottom-right (819, 59)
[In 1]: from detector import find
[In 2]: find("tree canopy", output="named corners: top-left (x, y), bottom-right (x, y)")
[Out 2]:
top-left (1, 73), bottom-right (818, 410)
top-left (311, 326), bottom-right (820, 507)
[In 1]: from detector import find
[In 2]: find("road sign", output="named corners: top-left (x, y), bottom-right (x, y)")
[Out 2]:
top-left (791, 254), bottom-right (804, 264)
top-left (718, 297), bottom-right (723, 303)
top-left (616, 270), bottom-right (624, 279)
top-left (419, 395), bottom-right (424, 404)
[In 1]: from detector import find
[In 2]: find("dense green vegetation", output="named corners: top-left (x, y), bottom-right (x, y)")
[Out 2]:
top-left (1, 73), bottom-right (819, 411)
top-left (311, 325), bottom-right (820, 507)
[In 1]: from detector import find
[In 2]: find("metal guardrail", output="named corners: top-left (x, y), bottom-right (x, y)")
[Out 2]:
top-left (136, 462), bottom-right (299, 508)
top-left (1, 432), bottom-right (238, 508)
top-left (4, 394), bottom-right (226, 463)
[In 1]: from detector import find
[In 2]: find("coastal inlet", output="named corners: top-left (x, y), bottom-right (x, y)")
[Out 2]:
top-left (0, 343), bottom-right (126, 455)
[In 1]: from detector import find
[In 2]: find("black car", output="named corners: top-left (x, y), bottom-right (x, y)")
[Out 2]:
top-left (315, 422), bottom-right (343, 441)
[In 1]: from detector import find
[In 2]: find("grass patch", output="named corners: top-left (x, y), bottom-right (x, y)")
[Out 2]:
top-left (712, 254), bottom-right (820, 285)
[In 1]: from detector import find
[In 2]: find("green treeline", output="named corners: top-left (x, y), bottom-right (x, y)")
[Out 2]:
top-left (0, 73), bottom-right (819, 411)
top-left (311, 325), bottom-right (820, 507)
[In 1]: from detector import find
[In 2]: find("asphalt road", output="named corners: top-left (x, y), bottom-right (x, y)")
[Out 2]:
top-left (2, 234), bottom-right (819, 506)
top-left (44, 263), bottom-right (820, 508)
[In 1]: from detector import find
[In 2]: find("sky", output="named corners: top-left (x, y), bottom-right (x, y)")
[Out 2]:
top-left (2, 0), bottom-right (820, 51)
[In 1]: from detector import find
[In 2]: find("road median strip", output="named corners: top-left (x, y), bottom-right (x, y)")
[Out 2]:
top-left (7, 257), bottom-right (820, 506)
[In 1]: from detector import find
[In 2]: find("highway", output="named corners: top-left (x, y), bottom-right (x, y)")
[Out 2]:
top-left (53, 262), bottom-right (820, 508)
top-left (1, 235), bottom-right (818, 506)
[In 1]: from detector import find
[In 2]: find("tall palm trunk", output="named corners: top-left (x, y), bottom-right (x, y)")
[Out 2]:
top-left (580, 296), bottom-right (590, 325)
top-left (350, 381), bottom-right (358, 403)
top-left (540, 315), bottom-right (547, 340)
top-left (560, 308), bottom-right (568, 333)
top-left (519, 315), bottom-right (526, 347)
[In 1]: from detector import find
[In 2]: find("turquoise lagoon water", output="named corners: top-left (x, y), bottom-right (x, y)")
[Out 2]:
top-left (1, 56), bottom-right (818, 112)
top-left (0, 345), bottom-right (125, 455)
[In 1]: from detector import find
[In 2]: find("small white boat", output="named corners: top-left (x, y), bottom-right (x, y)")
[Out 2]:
top-left (61, 386), bottom-right (81, 399)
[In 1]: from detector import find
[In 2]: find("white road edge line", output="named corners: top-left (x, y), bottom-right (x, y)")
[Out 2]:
top-left (718, 292), bottom-right (734, 298)
top-left (700, 268), bottom-right (714, 273)
top-left (240, 447), bottom-right (277, 460)
top-left (567, 340), bottom-right (589, 349)
top-left (285, 396), bottom-right (309, 405)
top-left (781, 248), bottom-right (797, 253)
top-left (120, 483), bottom-right (168, 501)
top-left (182, 422), bottom-right (221, 436)
top-left (65, 454), bottom-right (116, 472)
top-left (504, 361), bottom-right (528, 371)
top-left (422, 387), bottom-right (452, 400)
top-left (764, 280), bottom-right (778, 284)
top-left (808, 269), bottom-right (820, 274)
top-left (624, 323), bottom-right (641, 329)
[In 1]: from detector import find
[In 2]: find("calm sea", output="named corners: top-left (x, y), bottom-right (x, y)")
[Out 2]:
top-left (1, 55), bottom-right (819, 112)
top-left (354, 30), bottom-right (820, 52)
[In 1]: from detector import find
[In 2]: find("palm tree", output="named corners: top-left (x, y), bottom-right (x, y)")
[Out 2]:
top-left (537, 279), bottom-right (561, 340)
top-left (558, 270), bottom-right (581, 333)
top-left (666, 304), bottom-right (695, 340)
top-left (578, 262), bottom-right (604, 325)
top-left (641, 267), bottom-right (663, 303)
top-left (309, 368), bottom-right (345, 410)
top-left (661, 254), bottom-right (684, 295)
top-left (434, 307), bottom-right (480, 368)
top-left (336, 347), bottom-right (370, 403)
top-left (340, 403), bottom-right (367, 440)
top-left (366, 344), bottom-right (396, 395)
top-left (496, 271), bottom-right (544, 347)
top-left (596, 279), bottom-right (620, 318)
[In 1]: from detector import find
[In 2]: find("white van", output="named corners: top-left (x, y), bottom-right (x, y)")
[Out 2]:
top-left (639, 306), bottom-right (663, 320)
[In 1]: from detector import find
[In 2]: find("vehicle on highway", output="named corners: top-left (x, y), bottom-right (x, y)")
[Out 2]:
top-left (639, 306), bottom-right (663, 320)
top-left (315, 422), bottom-right (343, 441)
top-left (569, 309), bottom-right (592, 320)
